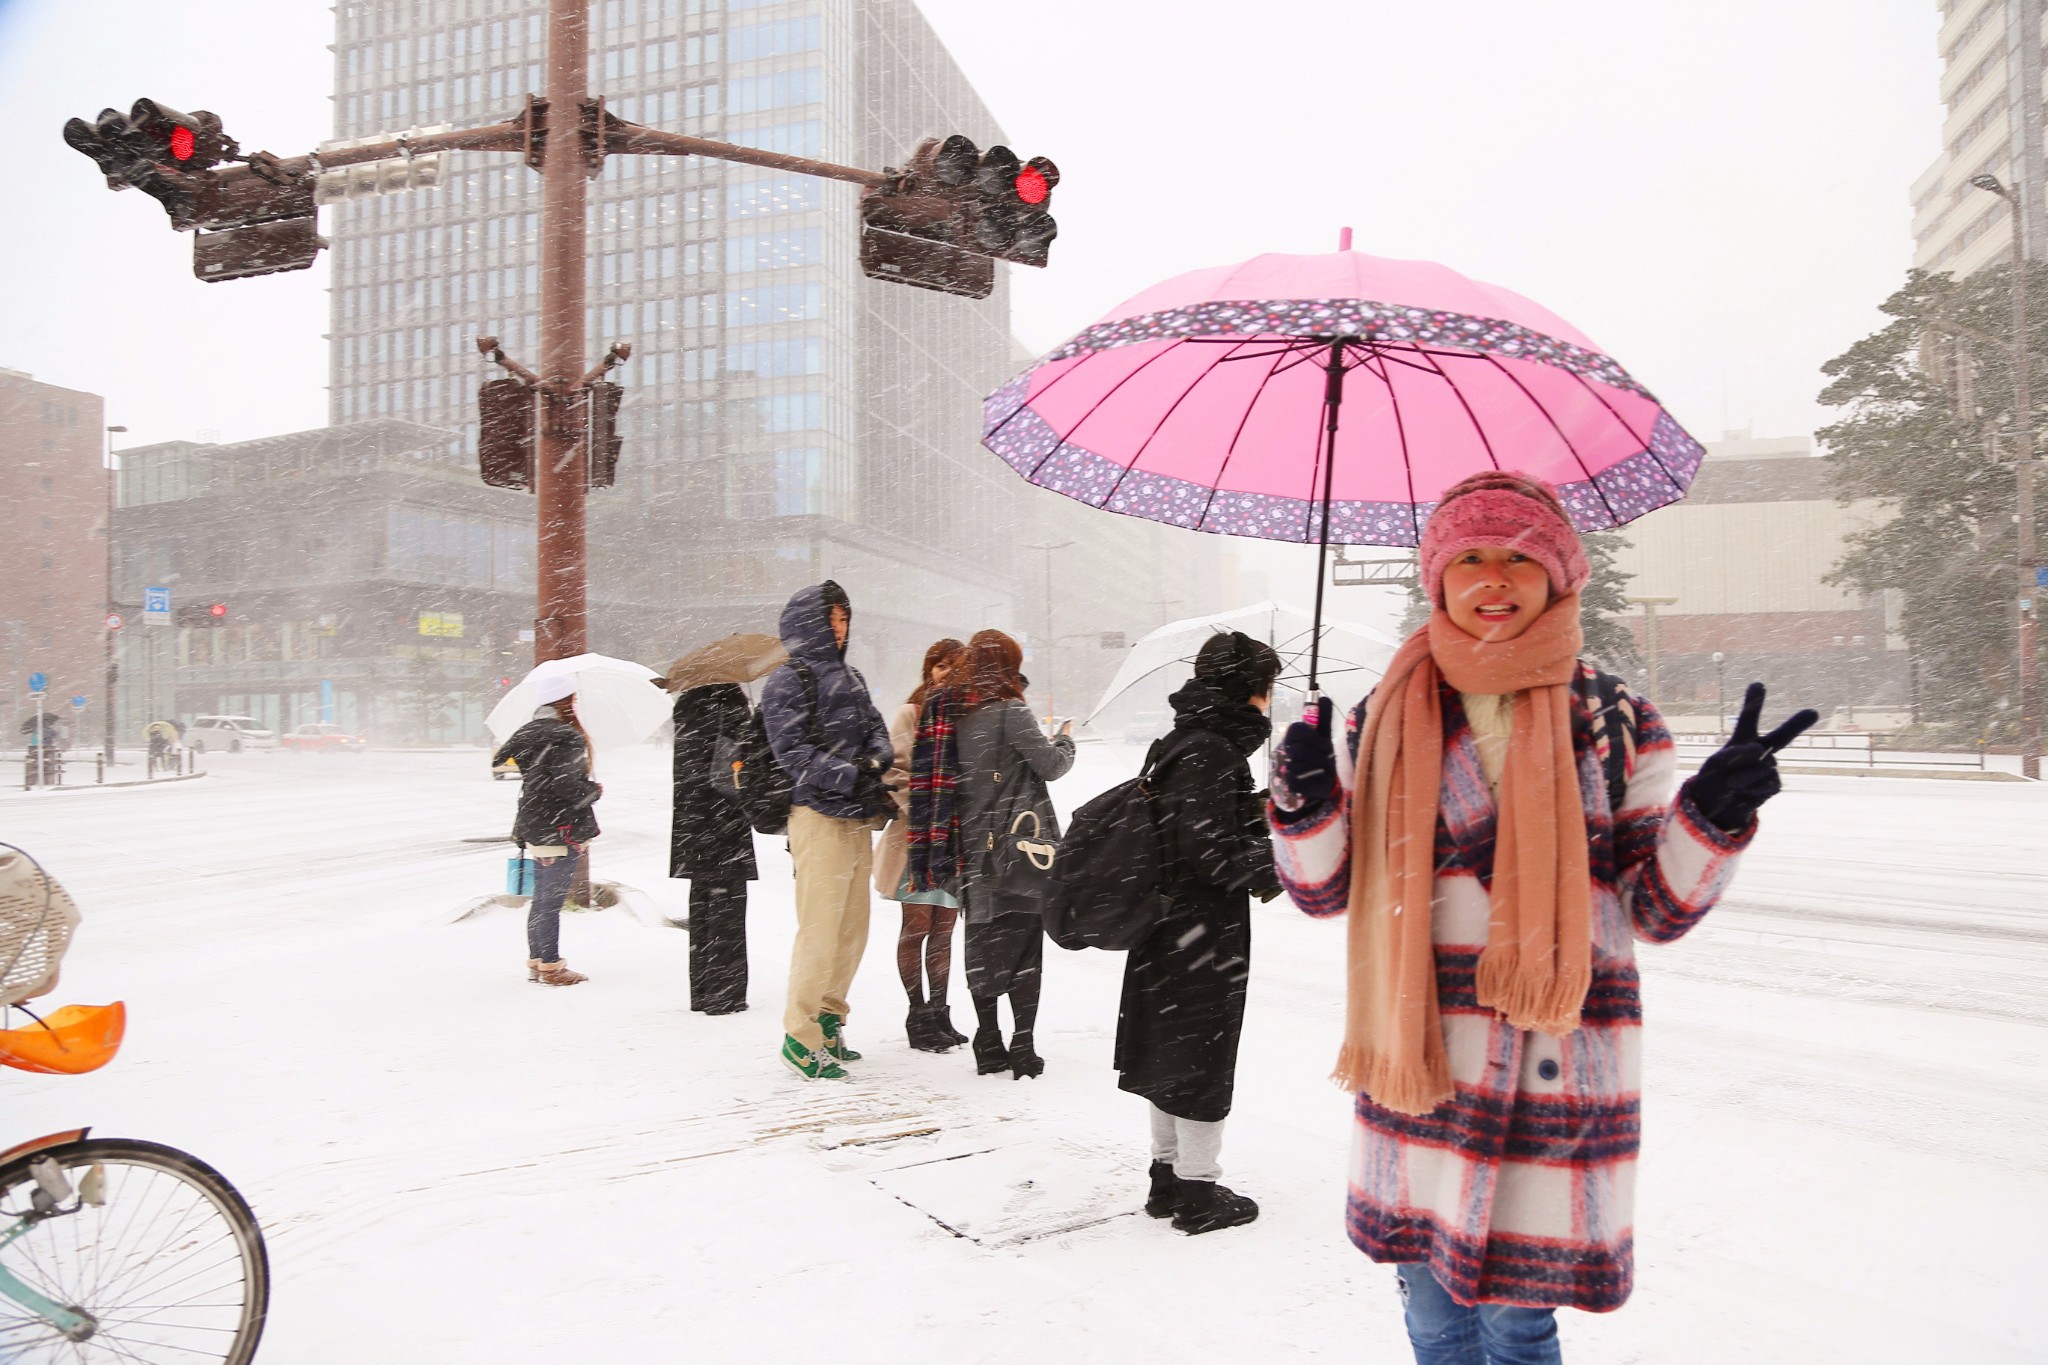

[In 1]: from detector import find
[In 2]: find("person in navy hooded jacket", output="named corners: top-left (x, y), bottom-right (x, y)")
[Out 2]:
top-left (761, 580), bottom-right (897, 1079)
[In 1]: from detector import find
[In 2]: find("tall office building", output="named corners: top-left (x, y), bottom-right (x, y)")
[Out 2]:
top-left (326, 0), bottom-right (1195, 708)
top-left (1911, 0), bottom-right (2046, 277)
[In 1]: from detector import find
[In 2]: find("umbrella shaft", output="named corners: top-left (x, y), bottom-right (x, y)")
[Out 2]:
top-left (1309, 338), bottom-right (1350, 693)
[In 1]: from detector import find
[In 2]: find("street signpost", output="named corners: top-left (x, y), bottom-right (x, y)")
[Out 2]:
top-left (27, 673), bottom-right (46, 695)
top-left (143, 586), bottom-right (170, 626)
top-left (105, 612), bottom-right (124, 632)
top-left (25, 673), bottom-right (47, 791)
top-left (69, 695), bottom-right (87, 714)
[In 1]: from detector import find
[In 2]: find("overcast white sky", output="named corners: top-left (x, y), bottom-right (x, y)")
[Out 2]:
top-left (0, 0), bottom-right (1941, 503)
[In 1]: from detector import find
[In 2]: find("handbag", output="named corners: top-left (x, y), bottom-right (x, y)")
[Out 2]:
top-left (980, 713), bottom-right (1062, 897)
top-left (506, 841), bottom-right (536, 896)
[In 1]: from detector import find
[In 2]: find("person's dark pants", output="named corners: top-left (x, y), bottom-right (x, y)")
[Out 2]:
top-left (527, 850), bottom-right (582, 963)
top-left (688, 879), bottom-right (750, 1013)
top-left (1396, 1263), bottom-right (1562, 1365)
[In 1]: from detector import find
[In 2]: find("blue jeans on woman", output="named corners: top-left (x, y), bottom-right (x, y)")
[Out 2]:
top-left (527, 850), bottom-right (582, 962)
top-left (1396, 1263), bottom-right (1562, 1365)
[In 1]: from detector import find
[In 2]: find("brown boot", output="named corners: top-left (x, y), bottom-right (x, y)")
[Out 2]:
top-left (527, 958), bottom-right (542, 982)
top-left (533, 960), bottom-right (588, 986)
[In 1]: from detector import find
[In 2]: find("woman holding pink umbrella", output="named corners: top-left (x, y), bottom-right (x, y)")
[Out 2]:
top-left (1269, 473), bottom-right (1815, 1362)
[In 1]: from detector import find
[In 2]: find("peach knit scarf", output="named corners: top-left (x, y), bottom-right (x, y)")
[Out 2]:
top-left (1334, 594), bottom-right (1591, 1116)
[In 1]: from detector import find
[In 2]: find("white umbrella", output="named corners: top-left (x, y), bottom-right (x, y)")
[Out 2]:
top-left (485, 653), bottom-right (672, 751)
top-left (1086, 601), bottom-right (1399, 725)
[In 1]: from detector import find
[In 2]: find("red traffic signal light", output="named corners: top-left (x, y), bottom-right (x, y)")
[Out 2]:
top-left (209, 603), bottom-right (227, 619)
top-left (128, 100), bottom-right (236, 171)
top-left (1015, 163), bottom-right (1051, 206)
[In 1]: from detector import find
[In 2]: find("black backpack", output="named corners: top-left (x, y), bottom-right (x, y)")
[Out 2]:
top-left (711, 661), bottom-right (817, 836)
top-left (1040, 734), bottom-right (1194, 952)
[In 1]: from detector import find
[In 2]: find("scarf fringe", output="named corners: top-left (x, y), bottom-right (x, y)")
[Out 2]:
top-left (1474, 946), bottom-right (1591, 1037)
top-left (1331, 1041), bottom-right (1455, 1118)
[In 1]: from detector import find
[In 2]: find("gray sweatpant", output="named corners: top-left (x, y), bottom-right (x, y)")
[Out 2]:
top-left (1149, 1103), bottom-right (1225, 1183)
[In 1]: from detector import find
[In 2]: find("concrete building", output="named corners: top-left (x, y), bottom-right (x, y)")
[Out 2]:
top-left (323, 0), bottom-right (1207, 714)
top-left (0, 368), bottom-right (108, 745)
top-left (1609, 433), bottom-right (1908, 721)
top-left (1911, 0), bottom-right (2046, 278)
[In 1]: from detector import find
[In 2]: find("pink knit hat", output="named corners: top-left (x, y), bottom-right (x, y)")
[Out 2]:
top-left (1420, 472), bottom-right (1590, 607)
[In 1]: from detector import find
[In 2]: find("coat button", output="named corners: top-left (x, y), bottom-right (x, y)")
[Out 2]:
top-left (1536, 1058), bottom-right (1560, 1082)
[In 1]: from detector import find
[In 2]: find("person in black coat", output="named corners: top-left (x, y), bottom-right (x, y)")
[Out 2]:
top-left (670, 682), bottom-right (759, 1014)
top-left (1115, 631), bottom-right (1282, 1235)
top-left (491, 675), bottom-right (602, 987)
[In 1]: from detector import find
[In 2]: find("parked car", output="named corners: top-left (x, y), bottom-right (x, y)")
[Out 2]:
top-left (186, 714), bottom-right (279, 753)
top-left (281, 723), bottom-right (367, 753)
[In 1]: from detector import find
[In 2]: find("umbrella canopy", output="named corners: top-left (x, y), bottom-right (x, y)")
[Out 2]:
top-left (653, 633), bottom-right (787, 694)
top-left (983, 247), bottom-right (1704, 547)
top-left (1086, 602), bottom-right (1399, 724)
top-left (485, 653), bottom-right (671, 751)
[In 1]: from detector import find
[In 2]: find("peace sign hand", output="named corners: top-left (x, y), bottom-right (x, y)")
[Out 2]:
top-left (1682, 683), bottom-right (1819, 834)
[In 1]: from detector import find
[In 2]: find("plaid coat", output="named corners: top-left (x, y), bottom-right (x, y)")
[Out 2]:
top-left (1270, 663), bottom-right (1753, 1311)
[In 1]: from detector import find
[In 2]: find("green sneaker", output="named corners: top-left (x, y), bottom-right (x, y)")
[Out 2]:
top-left (781, 1034), bottom-right (847, 1080)
top-left (818, 1012), bottom-right (862, 1062)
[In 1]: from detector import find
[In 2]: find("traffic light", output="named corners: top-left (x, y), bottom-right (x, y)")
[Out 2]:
top-left (588, 382), bottom-right (623, 490)
top-left (478, 378), bottom-right (537, 491)
top-left (858, 135), bottom-right (1061, 296)
top-left (209, 602), bottom-right (228, 621)
top-left (172, 603), bottom-right (228, 628)
top-left (63, 99), bottom-right (324, 281)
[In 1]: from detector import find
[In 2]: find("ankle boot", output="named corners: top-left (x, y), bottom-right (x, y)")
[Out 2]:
top-left (1171, 1179), bottom-right (1259, 1235)
top-left (1144, 1161), bottom-right (1177, 1218)
top-left (533, 960), bottom-right (588, 987)
top-left (1008, 1033), bottom-right (1044, 1080)
top-left (970, 1026), bottom-right (1010, 1075)
top-left (905, 1004), bottom-right (950, 1053)
top-left (930, 1001), bottom-right (969, 1045)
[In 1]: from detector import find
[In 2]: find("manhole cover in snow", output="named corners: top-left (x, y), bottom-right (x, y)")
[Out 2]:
top-left (867, 1140), bottom-right (1138, 1247)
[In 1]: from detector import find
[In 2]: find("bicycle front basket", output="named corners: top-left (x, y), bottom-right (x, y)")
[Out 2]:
top-left (0, 845), bottom-right (82, 1010)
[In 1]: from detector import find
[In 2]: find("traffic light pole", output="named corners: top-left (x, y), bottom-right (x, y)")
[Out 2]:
top-left (535, 0), bottom-right (591, 662)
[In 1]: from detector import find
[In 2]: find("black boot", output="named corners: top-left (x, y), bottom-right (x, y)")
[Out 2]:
top-left (1144, 1161), bottom-right (1177, 1218)
top-left (1008, 1032), bottom-right (1044, 1080)
top-left (970, 1026), bottom-right (1010, 1075)
top-left (1171, 1180), bottom-right (1259, 1235)
top-left (930, 1001), bottom-right (969, 1045)
top-left (906, 1004), bottom-right (952, 1053)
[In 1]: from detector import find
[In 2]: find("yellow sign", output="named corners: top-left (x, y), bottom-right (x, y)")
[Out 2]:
top-left (418, 612), bottom-right (465, 638)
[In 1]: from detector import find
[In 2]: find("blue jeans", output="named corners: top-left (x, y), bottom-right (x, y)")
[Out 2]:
top-left (527, 850), bottom-right (582, 962)
top-left (1396, 1264), bottom-right (1561, 1365)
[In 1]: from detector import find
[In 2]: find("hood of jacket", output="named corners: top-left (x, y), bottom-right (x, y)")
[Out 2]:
top-left (1167, 677), bottom-right (1271, 758)
top-left (779, 580), bottom-right (849, 666)
top-left (498, 714), bottom-right (580, 766)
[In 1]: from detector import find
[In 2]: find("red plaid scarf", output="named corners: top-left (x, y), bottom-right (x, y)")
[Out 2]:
top-left (907, 685), bottom-right (965, 892)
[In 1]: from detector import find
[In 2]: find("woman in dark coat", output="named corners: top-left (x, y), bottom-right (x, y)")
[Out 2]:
top-left (1115, 631), bottom-right (1282, 1235)
top-left (491, 675), bottom-right (602, 987)
top-left (909, 630), bottom-right (1075, 1079)
top-left (670, 682), bottom-right (759, 1014)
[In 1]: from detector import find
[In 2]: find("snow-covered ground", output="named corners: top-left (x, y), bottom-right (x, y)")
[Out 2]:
top-left (3, 744), bottom-right (2045, 1362)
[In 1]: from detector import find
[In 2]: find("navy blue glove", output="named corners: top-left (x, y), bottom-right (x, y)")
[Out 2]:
top-left (1682, 683), bottom-right (1818, 833)
top-left (1276, 698), bottom-right (1338, 809)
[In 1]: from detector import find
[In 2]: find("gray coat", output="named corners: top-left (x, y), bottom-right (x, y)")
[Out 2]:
top-left (953, 698), bottom-right (1075, 916)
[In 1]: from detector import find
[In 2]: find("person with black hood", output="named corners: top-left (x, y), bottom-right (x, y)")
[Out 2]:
top-left (761, 580), bottom-right (896, 1080)
top-left (491, 673), bottom-right (602, 987)
top-left (1116, 630), bottom-right (1283, 1234)
top-left (670, 681), bottom-right (758, 1014)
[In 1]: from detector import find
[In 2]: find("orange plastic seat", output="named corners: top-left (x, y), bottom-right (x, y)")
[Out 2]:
top-left (0, 1002), bottom-right (126, 1075)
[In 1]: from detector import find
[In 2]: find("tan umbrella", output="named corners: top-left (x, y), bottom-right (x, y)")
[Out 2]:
top-left (652, 633), bottom-right (788, 694)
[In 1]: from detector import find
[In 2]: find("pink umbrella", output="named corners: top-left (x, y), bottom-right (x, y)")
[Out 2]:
top-left (982, 238), bottom-right (1704, 685)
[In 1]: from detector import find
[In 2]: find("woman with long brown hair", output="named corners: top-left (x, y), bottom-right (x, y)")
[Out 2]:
top-left (908, 630), bottom-right (1074, 1078)
top-left (875, 638), bottom-right (969, 1052)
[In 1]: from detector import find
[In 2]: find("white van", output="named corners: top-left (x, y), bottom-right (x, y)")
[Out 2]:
top-left (187, 715), bottom-right (278, 753)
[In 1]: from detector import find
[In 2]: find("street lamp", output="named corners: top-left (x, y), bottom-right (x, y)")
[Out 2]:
top-left (1024, 540), bottom-right (1073, 722)
top-left (1712, 650), bottom-right (1727, 739)
top-left (1969, 173), bottom-right (2041, 781)
top-left (103, 424), bottom-right (126, 765)
top-left (1625, 595), bottom-right (1679, 702)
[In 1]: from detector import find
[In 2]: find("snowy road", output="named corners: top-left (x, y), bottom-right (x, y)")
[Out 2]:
top-left (3, 748), bottom-right (2045, 1362)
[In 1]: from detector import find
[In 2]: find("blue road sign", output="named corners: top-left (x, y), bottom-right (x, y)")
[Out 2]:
top-left (2037, 565), bottom-right (2048, 589)
top-left (27, 672), bottom-right (46, 694)
top-left (69, 695), bottom-right (87, 713)
top-left (143, 585), bottom-right (171, 626)
top-left (320, 678), bottom-right (335, 724)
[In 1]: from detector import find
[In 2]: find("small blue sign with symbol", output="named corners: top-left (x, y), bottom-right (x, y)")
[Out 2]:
top-left (69, 695), bottom-right (87, 713)
top-left (2037, 566), bottom-right (2048, 589)
top-left (143, 586), bottom-right (171, 626)
top-left (27, 673), bottom-right (46, 694)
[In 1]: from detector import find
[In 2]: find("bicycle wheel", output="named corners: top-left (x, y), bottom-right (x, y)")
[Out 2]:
top-left (0, 1137), bottom-right (268, 1363)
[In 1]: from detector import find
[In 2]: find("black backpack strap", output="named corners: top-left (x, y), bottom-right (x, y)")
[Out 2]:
top-left (1573, 666), bottom-right (1637, 814)
top-left (787, 659), bottom-right (824, 748)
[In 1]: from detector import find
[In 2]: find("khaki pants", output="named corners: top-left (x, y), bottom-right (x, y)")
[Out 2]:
top-left (782, 805), bottom-right (874, 1050)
